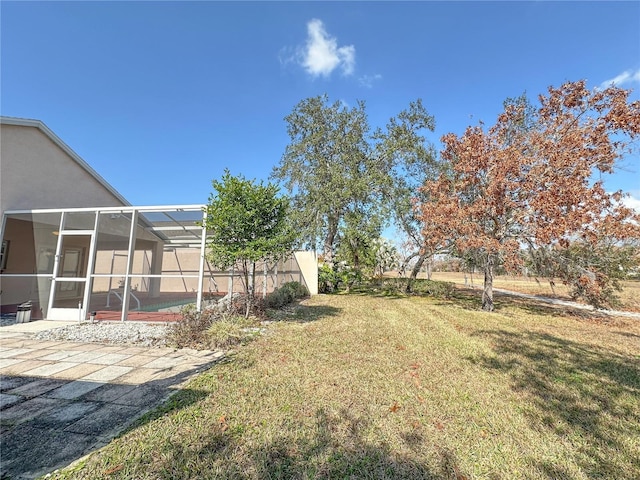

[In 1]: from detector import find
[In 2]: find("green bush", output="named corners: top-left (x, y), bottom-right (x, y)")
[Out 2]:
top-left (318, 264), bottom-right (340, 293)
top-left (410, 279), bottom-right (456, 298)
top-left (266, 281), bottom-right (309, 308)
top-left (319, 263), bottom-right (364, 293)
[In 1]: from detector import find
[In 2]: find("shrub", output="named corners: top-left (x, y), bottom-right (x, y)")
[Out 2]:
top-left (319, 264), bottom-right (340, 293)
top-left (410, 279), bottom-right (456, 298)
top-left (319, 263), bottom-right (364, 293)
top-left (266, 281), bottom-right (309, 308)
top-left (280, 281), bottom-right (309, 299)
top-left (168, 304), bottom-right (219, 349)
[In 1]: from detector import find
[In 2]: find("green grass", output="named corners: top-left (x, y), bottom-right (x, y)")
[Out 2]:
top-left (48, 292), bottom-right (640, 479)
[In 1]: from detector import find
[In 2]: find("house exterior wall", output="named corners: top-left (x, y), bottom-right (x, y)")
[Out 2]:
top-left (0, 122), bottom-right (127, 216)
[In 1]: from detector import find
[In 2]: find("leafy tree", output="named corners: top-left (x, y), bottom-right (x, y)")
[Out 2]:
top-left (204, 170), bottom-right (293, 316)
top-left (273, 95), bottom-right (437, 272)
top-left (371, 238), bottom-right (399, 277)
top-left (373, 100), bottom-right (439, 289)
top-left (273, 95), bottom-right (375, 265)
top-left (417, 80), bottom-right (640, 311)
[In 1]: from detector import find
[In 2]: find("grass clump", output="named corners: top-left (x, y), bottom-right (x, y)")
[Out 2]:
top-left (207, 314), bottom-right (260, 349)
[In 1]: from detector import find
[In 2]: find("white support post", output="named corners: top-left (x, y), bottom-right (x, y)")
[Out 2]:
top-left (47, 212), bottom-right (66, 313)
top-left (196, 211), bottom-right (207, 311)
top-left (81, 211), bottom-right (100, 321)
top-left (121, 210), bottom-right (138, 322)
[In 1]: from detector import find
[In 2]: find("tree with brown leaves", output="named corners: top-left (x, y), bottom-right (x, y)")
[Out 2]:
top-left (417, 81), bottom-right (640, 311)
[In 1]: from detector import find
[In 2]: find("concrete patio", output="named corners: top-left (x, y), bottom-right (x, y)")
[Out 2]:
top-left (0, 321), bottom-right (224, 479)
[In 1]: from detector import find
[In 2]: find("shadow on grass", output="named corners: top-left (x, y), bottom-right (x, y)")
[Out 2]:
top-left (468, 329), bottom-right (640, 479)
top-left (139, 407), bottom-right (467, 479)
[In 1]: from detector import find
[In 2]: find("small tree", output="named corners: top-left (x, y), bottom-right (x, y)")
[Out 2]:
top-left (417, 80), bottom-right (640, 311)
top-left (204, 170), bottom-right (294, 317)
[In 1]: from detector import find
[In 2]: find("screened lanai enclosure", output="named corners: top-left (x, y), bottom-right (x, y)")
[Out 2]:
top-left (0, 205), bottom-right (315, 322)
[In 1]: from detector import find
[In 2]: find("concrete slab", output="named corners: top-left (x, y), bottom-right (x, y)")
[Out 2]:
top-left (46, 380), bottom-right (105, 400)
top-left (112, 385), bottom-right (169, 407)
top-left (13, 348), bottom-right (62, 360)
top-left (30, 401), bottom-right (101, 429)
top-left (0, 358), bottom-right (23, 369)
top-left (0, 348), bottom-right (34, 358)
top-left (92, 345), bottom-right (127, 353)
top-left (0, 324), bottom-right (225, 479)
top-left (64, 403), bottom-right (142, 437)
top-left (90, 353), bottom-right (133, 365)
top-left (6, 378), bottom-right (70, 398)
top-left (0, 375), bottom-right (34, 392)
top-left (81, 383), bottom-right (136, 403)
top-left (115, 367), bottom-right (162, 385)
top-left (23, 361), bottom-right (79, 377)
top-left (49, 362), bottom-right (105, 380)
top-left (63, 351), bottom-right (109, 363)
top-left (0, 320), bottom-right (76, 334)
top-left (0, 397), bottom-right (60, 424)
top-left (81, 365), bottom-right (133, 382)
top-left (38, 350), bottom-right (82, 361)
top-left (0, 359), bottom-right (54, 375)
top-left (1, 424), bottom-right (97, 480)
top-left (115, 354), bottom-right (158, 367)
top-left (0, 393), bottom-right (23, 409)
top-left (144, 356), bottom-right (184, 369)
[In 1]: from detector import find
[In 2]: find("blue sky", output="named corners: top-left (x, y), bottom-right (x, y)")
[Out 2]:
top-left (2, 1), bottom-right (639, 217)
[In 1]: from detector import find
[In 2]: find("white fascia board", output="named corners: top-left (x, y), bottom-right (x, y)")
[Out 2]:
top-left (3, 204), bottom-right (206, 215)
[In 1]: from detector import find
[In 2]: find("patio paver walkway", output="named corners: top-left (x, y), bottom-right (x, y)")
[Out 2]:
top-left (0, 322), bottom-right (224, 480)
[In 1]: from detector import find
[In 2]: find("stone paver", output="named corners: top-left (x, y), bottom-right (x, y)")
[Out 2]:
top-left (63, 351), bottom-right (109, 363)
top-left (0, 393), bottom-right (22, 409)
top-left (46, 379), bottom-right (105, 400)
top-left (90, 352), bottom-right (132, 365)
top-left (23, 361), bottom-right (80, 377)
top-left (0, 359), bottom-right (53, 375)
top-left (5, 377), bottom-right (68, 397)
top-left (0, 358), bottom-right (23, 369)
top-left (0, 326), bottom-right (224, 480)
top-left (81, 365), bottom-right (133, 382)
top-left (0, 348), bottom-right (34, 358)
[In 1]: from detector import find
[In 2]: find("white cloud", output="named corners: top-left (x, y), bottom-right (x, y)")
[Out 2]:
top-left (599, 69), bottom-right (640, 89)
top-left (358, 74), bottom-right (382, 88)
top-left (300, 19), bottom-right (355, 78)
top-left (622, 193), bottom-right (640, 213)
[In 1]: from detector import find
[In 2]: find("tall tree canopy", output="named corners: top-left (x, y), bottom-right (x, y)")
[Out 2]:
top-left (417, 80), bottom-right (640, 311)
top-left (204, 170), bottom-right (293, 316)
top-left (273, 94), bottom-right (436, 268)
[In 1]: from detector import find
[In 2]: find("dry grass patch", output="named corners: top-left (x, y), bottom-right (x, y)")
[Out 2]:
top-left (429, 271), bottom-right (640, 312)
top-left (51, 295), bottom-right (640, 479)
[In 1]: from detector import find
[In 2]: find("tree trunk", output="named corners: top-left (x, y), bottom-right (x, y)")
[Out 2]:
top-left (323, 216), bottom-right (339, 266)
top-left (482, 255), bottom-right (495, 312)
top-left (406, 253), bottom-right (428, 293)
top-left (246, 261), bottom-right (256, 318)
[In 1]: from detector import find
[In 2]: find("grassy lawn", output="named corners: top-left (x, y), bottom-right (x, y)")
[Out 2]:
top-left (51, 292), bottom-right (640, 479)
top-left (428, 271), bottom-right (640, 312)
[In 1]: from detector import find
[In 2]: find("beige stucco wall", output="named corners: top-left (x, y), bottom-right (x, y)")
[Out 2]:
top-left (0, 123), bottom-right (126, 214)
